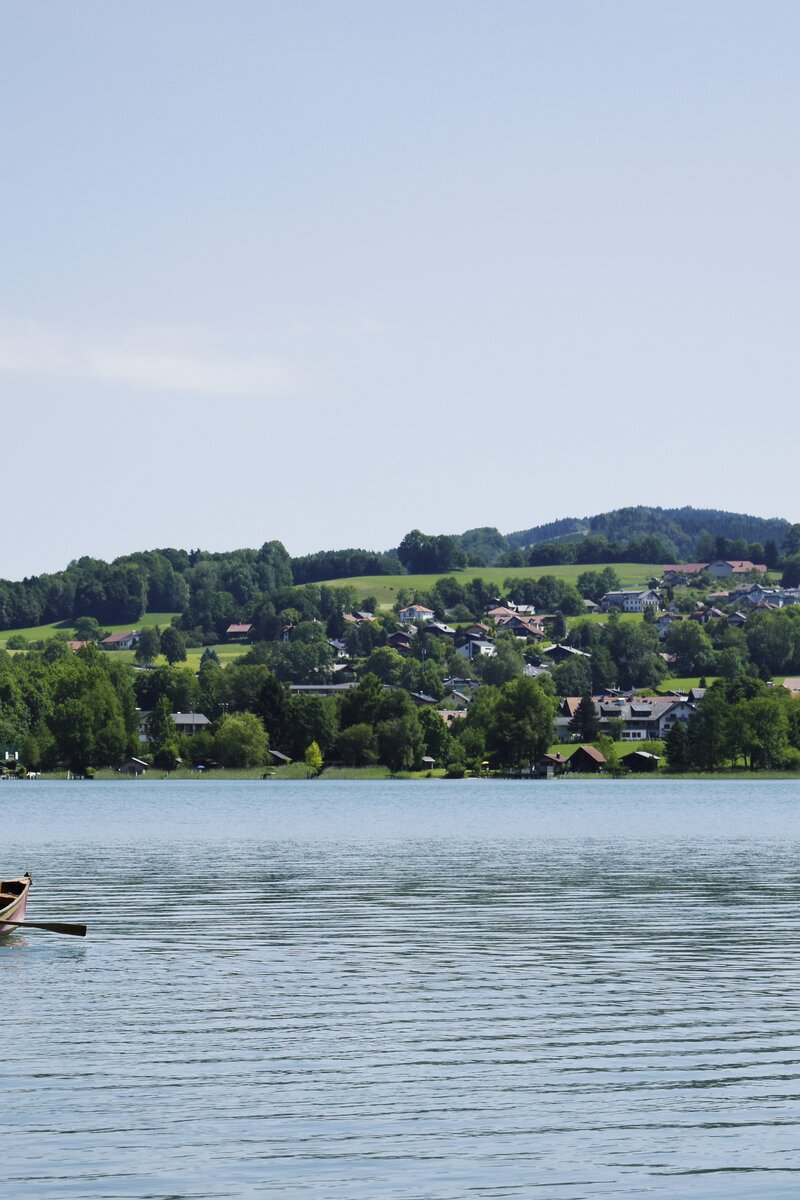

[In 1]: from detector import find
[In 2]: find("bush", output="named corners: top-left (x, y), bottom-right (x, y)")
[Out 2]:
top-left (154, 742), bottom-right (180, 771)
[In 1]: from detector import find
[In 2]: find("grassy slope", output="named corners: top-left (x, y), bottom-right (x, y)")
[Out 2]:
top-left (319, 563), bottom-right (658, 609)
top-left (0, 612), bottom-right (178, 647)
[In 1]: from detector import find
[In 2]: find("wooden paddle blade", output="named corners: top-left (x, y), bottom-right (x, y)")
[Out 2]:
top-left (1, 920), bottom-right (87, 937)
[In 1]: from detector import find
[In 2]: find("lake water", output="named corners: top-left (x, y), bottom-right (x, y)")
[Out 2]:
top-left (4, 779), bottom-right (800, 1199)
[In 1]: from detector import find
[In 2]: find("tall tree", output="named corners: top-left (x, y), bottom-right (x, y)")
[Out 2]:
top-left (135, 626), bottom-right (161, 667)
top-left (569, 695), bottom-right (600, 742)
top-left (160, 626), bottom-right (187, 665)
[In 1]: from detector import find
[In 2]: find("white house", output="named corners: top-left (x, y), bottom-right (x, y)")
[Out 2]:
top-left (100, 630), bottom-right (140, 650)
top-left (456, 639), bottom-right (496, 660)
top-left (398, 604), bottom-right (435, 622)
top-left (600, 589), bottom-right (662, 613)
top-left (706, 560), bottom-right (767, 577)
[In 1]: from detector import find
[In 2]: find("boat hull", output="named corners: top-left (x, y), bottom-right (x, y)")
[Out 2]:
top-left (0, 874), bottom-right (31, 934)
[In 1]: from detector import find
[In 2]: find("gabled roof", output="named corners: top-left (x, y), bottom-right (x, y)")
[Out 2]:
top-left (574, 745), bottom-right (606, 763)
top-left (101, 630), bottom-right (138, 645)
top-left (542, 643), bottom-right (591, 658)
top-left (226, 623), bottom-right (252, 634)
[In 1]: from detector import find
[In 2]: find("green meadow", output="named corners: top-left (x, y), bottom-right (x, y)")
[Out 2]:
top-left (658, 676), bottom-right (719, 693)
top-left (0, 612), bottom-right (179, 648)
top-left (319, 563), bottom-right (658, 609)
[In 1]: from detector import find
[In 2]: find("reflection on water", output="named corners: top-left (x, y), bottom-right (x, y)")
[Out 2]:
top-left (3, 779), bottom-right (800, 1198)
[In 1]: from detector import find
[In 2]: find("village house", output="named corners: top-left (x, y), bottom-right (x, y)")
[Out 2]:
top-left (464, 622), bottom-right (491, 639)
top-left (600, 589), bottom-right (662, 613)
top-left (119, 757), bottom-right (149, 776)
top-left (439, 709), bottom-right (467, 728)
top-left (554, 695), bottom-right (696, 742)
top-left (569, 745), bottom-right (606, 773)
top-left (225, 623), bottom-right (253, 639)
top-left (495, 614), bottom-right (546, 640)
top-left (100, 630), bottom-right (140, 650)
top-left (542, 643), bottom-right (592, 664)
top-left (456, 639), bottom-right (496, 661)
top-left (387, 631), bottom-right (415, 654)
top-left (689, 606), bottom-right (726, 625)
top-left (485, 605), bottom-right (517, 623)
top-left (343, 611), bottom-right (375, 626)
top-left (422, 621), bottom-right (456, 638)
top-left (663, 563), bottom-right (709, 577)
top-left (705, 559), bottom-right (767, 577)
top-left (138, 711), bottom-right (211, 743)
top-left (397, 603), bottom-right (435, 623)
top-left (727, 611), bottom-right (748, 627)
top-left (731, 585), bottom-right (800, 609)
top-left (655, 613), bottom-right (682, 640)
top-left (620, 749), bottom-right (661, 773)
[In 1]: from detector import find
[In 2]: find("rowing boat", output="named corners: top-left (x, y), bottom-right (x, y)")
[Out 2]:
top-left (0, 873), bottom-right (31, 934)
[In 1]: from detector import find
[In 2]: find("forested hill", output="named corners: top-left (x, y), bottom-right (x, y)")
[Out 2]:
top-left (499, 507), bottom-right (790, 563)
top-left (0, 507), bottom-right (796, 634)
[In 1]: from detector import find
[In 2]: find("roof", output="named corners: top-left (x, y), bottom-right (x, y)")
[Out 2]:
top-left (171, 712), bottom-right (211, 726)
top-left (101, 630), bottom-right (138, 645)
top-left (226, 623), bottom-right (253, 634)
top-left (66, 640), bottom-right (90, 651)
top-left (709, 559), bottom-right (767, 573)
top-left (497, 615), bottom-right (545, 635)
top-left (574, 745), bottom-right (606, 763)
top-left (542, 643), bottom-right (591, 658)
top-left (289, 683), bottom-right (357, 693)
top-left (663, 563), bottom-right (708, 574)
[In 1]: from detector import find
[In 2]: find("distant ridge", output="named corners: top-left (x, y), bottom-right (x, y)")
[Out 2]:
top-left (461, 507), bottom-right (790, 565)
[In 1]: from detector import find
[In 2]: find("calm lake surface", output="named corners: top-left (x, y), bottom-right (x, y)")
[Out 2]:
top-left (4, 779), bottom-right (800, 1199)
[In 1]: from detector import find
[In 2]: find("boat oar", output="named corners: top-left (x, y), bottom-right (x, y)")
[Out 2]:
top-left (1, 919), bottom-right (87, 937)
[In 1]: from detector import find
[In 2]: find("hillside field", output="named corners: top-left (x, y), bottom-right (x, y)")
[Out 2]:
top-left (0, 612), bottom-right (179, 649)
top-left (319, 563), bottom-right (658, 609)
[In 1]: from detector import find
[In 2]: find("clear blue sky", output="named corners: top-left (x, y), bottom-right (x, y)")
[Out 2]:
top-left (2, 1), bottom-right (798, 577)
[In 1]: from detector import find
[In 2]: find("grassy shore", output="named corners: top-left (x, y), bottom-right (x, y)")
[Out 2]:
top-left (32, 752), bottom-right (800, 783)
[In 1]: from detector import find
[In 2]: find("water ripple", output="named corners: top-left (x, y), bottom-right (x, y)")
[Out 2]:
top-left (3, 779), bottom-right (800, 1198)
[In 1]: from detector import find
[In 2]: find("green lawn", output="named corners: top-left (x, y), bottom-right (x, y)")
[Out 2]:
top-left (548, 740), bottom-right (665, 759)
top-left (0, 612), bottom-right (179, 647)
top-left (317, 564), bottom-right (658, 609)
top-left (658, 676), bottom-right (719, 692)
top-left (184, 643), bottom-right (248, 669)
top-left (567, 611), bottom-right (640, 627)
top-left (97, 642), bottom-right (248, 670)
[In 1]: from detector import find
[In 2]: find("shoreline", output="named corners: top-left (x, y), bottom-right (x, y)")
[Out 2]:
top-left (22, 767), bottom-right (800, 783)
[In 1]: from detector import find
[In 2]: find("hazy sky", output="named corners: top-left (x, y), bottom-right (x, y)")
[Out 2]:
top-left (2, 1), bottom-right (799, 577)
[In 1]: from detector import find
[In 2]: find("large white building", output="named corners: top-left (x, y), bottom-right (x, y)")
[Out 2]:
top-left (600, 589), bottom-right (661, 613)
